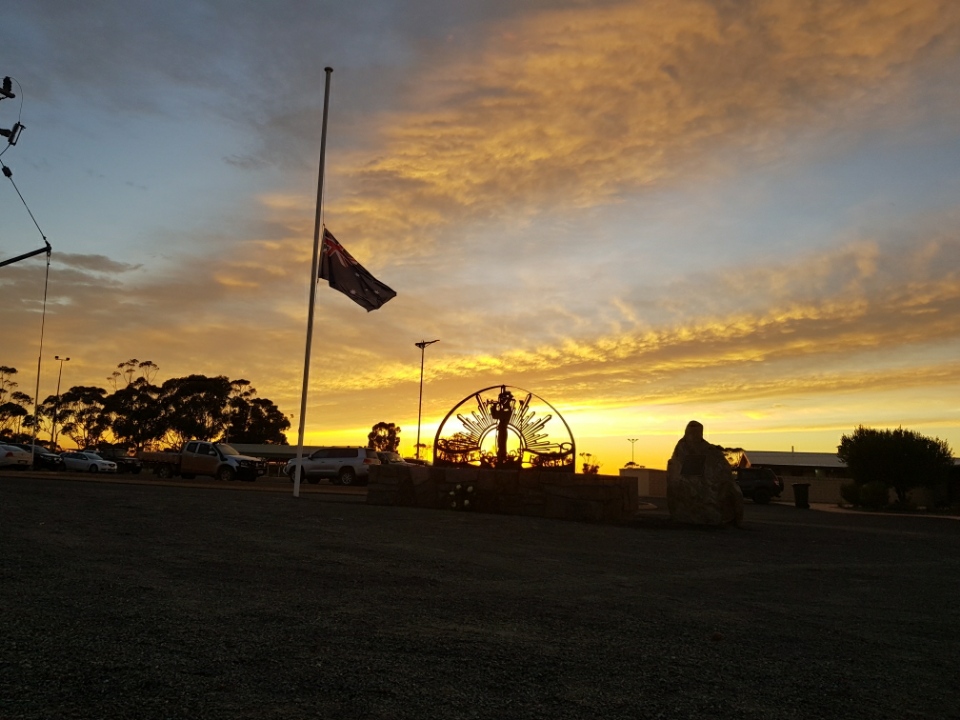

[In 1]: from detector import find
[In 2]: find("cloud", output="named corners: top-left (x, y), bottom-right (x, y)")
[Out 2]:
top-left (6, 0), bottom-right (960, 455)
top-left (256, 224), bottom-right (960, 415)
top-left (323, 0), bottom-right (960, 252)
top-left (53, 254), bottom-right (141, 274)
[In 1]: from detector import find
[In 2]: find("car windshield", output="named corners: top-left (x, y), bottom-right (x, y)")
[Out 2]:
top-left (86, 453), bottom-right (104, 460)
top-left (216, 444), bottom-right (239, 456)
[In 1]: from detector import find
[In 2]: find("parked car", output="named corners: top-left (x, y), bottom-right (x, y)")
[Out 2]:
top-left (376, 451), bottom-right (410, 466)
top-left (284, 447), bottom-right (380, 486)
top-left (82, 446), bottom-right (142, 474)
top-left (0, 443), bottom-right (32, 470)
top-left (732, 467), bottom-right (784, 504)
top-left (61, 451), bottom-right (118, 474)
top-left (403, 457), bottom-right (431, 466)
top-left (13, 443), bottom-right (65, 471)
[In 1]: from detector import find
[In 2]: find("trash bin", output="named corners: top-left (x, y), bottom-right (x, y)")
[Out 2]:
top-left (792, 482), bottom-right (811, 509)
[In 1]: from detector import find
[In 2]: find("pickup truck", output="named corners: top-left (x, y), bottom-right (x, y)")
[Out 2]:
top-left (732, 467), bottom-right (784, 504)
top-left (141, 441), bottom-right (266, 482)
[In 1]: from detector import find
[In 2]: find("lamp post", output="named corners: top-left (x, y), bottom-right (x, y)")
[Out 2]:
top-left (414, 339), bottom-right (439, 461)
top-left (52, 355), bottom-right (70, 450)
top-left (627, 437), bottom-right (638, 465)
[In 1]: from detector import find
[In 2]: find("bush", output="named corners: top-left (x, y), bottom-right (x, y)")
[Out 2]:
top-left (840, 481), bottom-right (861, 506)
top-left (837, 426), bottom-right (954, 503)
top-left (859, 481), bottom-right (890, 509)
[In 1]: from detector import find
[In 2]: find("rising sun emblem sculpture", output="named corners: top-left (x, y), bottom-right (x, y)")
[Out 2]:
top-left (433, 385), bottom-right (575, 470)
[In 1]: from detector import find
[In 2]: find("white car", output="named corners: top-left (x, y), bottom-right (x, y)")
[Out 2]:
top-left (0, 443), bottom-right (32, 470)
top-left (61, 451), bottom-right (118, 473)
top-left (284, 446), bottom-right (380, 486)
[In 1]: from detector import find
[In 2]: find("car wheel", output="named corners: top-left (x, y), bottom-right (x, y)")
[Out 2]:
top-left (89, 465), bottom-right (99, 473)
top-left (216, 466), bottom-right (236, 482)
top-left (339, 468), bottom-right (357, 486)
top-left (752, 488), bottom-right (771, 504)
top-left (156, 464), bottom-right (174, 479)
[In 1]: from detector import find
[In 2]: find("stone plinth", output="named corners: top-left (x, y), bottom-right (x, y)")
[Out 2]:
top-left (367, 465), bottom-right (638, 523)
top-left (666, 420), bottom-right (743, 526)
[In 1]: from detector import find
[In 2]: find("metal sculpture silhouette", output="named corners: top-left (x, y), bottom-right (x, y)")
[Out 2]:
top-left (433, 385), bottom-right (575, 470)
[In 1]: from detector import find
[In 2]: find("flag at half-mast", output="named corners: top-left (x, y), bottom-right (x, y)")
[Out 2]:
top-left (319, 228), bottom-right (397, 311)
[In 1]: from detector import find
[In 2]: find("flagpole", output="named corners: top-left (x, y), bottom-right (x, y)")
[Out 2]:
top-left (293, 66), bottom-right (333, 498)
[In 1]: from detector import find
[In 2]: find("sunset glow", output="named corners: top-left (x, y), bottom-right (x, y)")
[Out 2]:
top-left (3, 1), bottom-right (960, 470)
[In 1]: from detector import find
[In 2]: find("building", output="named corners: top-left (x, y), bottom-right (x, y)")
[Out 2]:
top-left (742, 450), bottom-right (849, 479)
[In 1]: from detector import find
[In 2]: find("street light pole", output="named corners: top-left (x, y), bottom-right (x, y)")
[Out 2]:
top-left (627, 437), bottom-right (638, 465)
top-left (52, 355), bottom-right (70, 449)
top-left (415, 339), bottom-right (439, 461)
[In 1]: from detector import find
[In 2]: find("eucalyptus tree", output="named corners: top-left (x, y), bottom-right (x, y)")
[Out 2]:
top-left (106, 377), bottom-right (164, 452)
top-left (107, 359), bottom-right (160, 391)
top-left (55, 386), bottom-right (110, 449)
top-left (367, 422), bottom-right (401, 453)
top-left (0, 365), bottom-right (18, 404)
top-left (226, 396), bottom-right (290, 445)
top-left (158, 374), bottom-right (233, 445)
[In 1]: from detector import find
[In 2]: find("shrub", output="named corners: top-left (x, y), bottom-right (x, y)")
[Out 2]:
top-left (840, 481), bottom-right (861, 506)
top-left (859, 481), bottom-right (890, 509)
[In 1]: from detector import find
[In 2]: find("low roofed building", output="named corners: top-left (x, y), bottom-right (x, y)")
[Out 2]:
top-left (743, 450), bottom-right (849, 478)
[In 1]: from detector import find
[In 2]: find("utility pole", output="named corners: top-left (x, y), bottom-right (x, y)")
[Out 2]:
top-left (415, 339), bottom-right (439, 461)
top-left (51, 355), bottom-right (70, 449)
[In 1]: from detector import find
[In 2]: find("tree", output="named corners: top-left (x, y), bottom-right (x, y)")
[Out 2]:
top-left (225, 396), bottom-right (290, 444)
top-left (368, 422), bottom-right (400, 452)
top-left (157, 375), bottom-right (233, 444)
top-left (0, 402), bottom-right (28, 437)
top-left (837, 426), bottom-right (954, 504)
top-left (0, 390), bottom-right (31, 438)
top-left (579, 452), bottom-right (601, 474)
top-left (107, 359), bottom-right (159, 391)
top-left (106, 377), bottom-right (164, 451)
top-left (0, 365), bottom-right (18, 403)
top-left (56, 386), bottom-right (110, 449)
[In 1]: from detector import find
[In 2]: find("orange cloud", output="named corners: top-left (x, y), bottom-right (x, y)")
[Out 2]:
top-left (322, 0), bottom-right (960, 250)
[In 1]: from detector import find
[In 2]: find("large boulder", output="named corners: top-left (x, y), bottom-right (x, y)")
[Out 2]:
top-left (666, 420), bottom-right (743, 526)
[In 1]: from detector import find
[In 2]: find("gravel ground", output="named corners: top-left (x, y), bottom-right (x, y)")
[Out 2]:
top-left (2, 474), bottom-right (959, 720)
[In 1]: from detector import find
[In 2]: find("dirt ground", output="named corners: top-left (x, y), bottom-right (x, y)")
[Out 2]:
top-left (2, 474), bottom-right (959, 719)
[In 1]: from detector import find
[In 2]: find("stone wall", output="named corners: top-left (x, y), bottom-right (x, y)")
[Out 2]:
top-left (618, 468), bottom-right (668, 497)
top-left (779, 476), bottom-right (844, 504)
top-left (367, 464), bottom-right (639, 523)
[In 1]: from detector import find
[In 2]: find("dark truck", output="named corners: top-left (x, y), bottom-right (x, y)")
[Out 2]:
top-left (732, 467), bottom-right (784, 504)
top-left (140, 440), bottom-right (266, 482)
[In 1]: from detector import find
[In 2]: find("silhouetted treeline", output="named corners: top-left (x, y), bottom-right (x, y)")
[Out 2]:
top-left (0, 359), bottom-right (289, 450)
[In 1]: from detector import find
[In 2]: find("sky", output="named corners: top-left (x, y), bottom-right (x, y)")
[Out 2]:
top-left (3, 0), bottom-right (960, 470)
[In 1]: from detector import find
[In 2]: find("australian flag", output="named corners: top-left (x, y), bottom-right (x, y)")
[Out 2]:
top-left (319, 228), bottom-right (397, 312)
